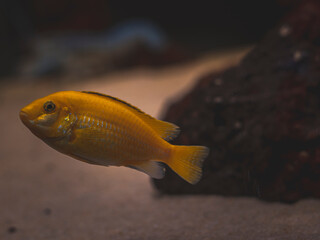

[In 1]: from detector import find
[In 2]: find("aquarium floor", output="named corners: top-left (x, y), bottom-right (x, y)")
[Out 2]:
top-left (1, 49), bottom-right (319, 240)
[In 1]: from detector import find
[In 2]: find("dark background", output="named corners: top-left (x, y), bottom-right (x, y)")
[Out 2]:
top-left (0, 0), bottom-right (291, 77)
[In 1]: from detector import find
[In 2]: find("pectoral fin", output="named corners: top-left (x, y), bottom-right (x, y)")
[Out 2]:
top-left (128, 161), bottom-right (165, 179)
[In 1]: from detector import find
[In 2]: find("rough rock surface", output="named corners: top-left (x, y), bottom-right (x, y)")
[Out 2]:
top-left (153, 0), bottom-right (320, 202)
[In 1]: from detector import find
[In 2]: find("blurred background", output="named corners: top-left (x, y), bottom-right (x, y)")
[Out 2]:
top-left (0, 0), bottom-right (289, 79)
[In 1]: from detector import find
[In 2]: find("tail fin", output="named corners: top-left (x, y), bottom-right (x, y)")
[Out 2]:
top-left (166, 145), bottom-right (209, 184)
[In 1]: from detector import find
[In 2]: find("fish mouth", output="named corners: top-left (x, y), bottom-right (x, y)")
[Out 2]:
top-left (19, 110), bottom-right (33, 126)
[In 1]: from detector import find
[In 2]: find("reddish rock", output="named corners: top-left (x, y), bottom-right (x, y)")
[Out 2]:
top-left (153, 0), bottom-right (320, 202)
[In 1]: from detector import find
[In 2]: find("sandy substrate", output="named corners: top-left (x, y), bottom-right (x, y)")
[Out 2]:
top-left (1, 48), bottom-right (320, 240)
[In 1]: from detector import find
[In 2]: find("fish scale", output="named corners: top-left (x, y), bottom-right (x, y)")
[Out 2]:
top-left (73, 109), bottom-right (156, 165)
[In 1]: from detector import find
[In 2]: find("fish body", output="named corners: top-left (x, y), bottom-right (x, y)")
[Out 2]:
top-left (20, 91), bottom-right (209, 184)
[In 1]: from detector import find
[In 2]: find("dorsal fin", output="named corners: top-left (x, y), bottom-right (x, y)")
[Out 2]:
top-left (81, 91), bottom-right (180, 140)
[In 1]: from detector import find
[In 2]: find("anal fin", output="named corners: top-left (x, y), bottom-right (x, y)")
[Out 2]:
top-left (128, 161), bottom-right (165, 179)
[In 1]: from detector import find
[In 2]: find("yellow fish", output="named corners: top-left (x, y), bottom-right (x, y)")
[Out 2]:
top-left (19, 91), bottom-right (209, 184)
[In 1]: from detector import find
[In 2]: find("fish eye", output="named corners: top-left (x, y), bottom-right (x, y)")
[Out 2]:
top-left (43, 101), bottom-right (56, 113)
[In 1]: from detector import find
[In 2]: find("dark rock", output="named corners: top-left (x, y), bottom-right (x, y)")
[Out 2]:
top-left (7, 226), bottom-right (17, 234)
top-left (43, 208), bottom-right (52, 216)
top-left (153, 0), bottom-right (320, 202)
